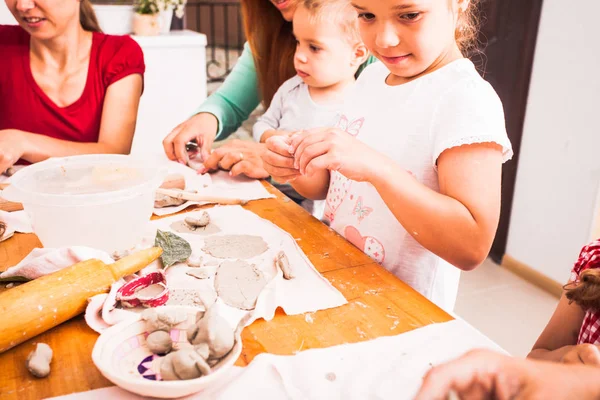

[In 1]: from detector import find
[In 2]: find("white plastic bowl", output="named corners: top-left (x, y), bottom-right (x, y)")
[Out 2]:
top-left (92, 306), bottom-right (244, 398)
top-left (1, 154), bottom-right (165, 252)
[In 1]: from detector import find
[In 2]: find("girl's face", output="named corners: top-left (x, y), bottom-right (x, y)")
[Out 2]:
top-left (6, 0), bottom-right (80, 40)
top-left (269, 0), bottom-right (298, 22)
top-left (352, 0), bottom-right (465, 84)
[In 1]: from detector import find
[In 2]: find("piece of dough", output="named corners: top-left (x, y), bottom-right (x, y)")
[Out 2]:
top-left (26, 343), bottom-right (53, 378)
top-left (141, 308), bottom-right (187, 332)
top-left (215, 260), bottom-right (268, 310)
top-left (146, 330), bottom-right (173, 354)
top-left (202, 235), bottom-right (268, 259)
top-left (187, 306), bottom-right (235, 359)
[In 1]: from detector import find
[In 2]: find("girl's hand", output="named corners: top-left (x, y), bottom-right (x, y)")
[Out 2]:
top-left (201, 140), bottom-right (270, 179)
top-left (289, 128), bottom-right (381, 182)
top-left (561, 344), bottom-right (600, 366)
top-left (0, 130), bottom-right (26, 173)
top-left (261, 136), bottom-right (301, 184)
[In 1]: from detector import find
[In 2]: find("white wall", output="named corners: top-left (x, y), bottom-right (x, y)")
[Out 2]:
top-left (506, 0), bottom-right (600, 283)
top-left (0, 2), bottom-right (17, 24)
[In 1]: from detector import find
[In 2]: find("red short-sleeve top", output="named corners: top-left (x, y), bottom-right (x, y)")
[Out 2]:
top-left (0, 25), bottom-right (145, 143)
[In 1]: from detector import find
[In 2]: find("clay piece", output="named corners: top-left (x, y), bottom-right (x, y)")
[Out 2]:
top-left (186, 254), bottom-right (203, 268)
top-left (26, 343), bottom-right (53, 378)
top-left (214, 260), bottom-right (268, 311)
top-left (155, 230), bottom-right (192, 268)
top-left (154, 193), bottom-right (187, 208)
top-left (187, 306), bottom-right (235, 359)
top-left (141, 308), bottom-right (188, 333)
top-left (160, 174), bottom-right (186, 190)
top-left (111, 249), bottom-right (130, 261)
top-left (185, 212), bottom-right (210, 229)
top-left (186, 266), bottom-right (217, 280)
top-left (146, 330), bottom-right (173, 354)
top-left (166, 289), bottom-right (213, 308)
top-left (170, 220), bottom-right (221, 236)
top-left (202, 235), bottom-right (268, 259)
top-left (275, 251), bottom-right (294, 280)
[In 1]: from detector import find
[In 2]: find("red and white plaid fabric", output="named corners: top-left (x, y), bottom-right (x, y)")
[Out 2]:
top-left (570, 239), bottom-right (600, 345)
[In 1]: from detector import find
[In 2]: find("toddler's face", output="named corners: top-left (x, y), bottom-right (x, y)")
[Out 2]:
top-left (293, 6), bottom-right (360, 89)
top-left (352, 0), bottom-right (461, 84)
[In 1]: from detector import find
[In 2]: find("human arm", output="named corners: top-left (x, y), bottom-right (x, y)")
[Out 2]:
top-left (415, 349), bottom-right (600, 400)
top-left (164, 43), bottom-right (261, 163)
top-left (0, 74), bottom-right (142, 171)
top-left (528, 292), bottom-right (597, 364)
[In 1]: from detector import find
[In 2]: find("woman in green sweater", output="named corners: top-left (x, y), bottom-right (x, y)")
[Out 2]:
top-left (163, 0), bottom-right (375, 178)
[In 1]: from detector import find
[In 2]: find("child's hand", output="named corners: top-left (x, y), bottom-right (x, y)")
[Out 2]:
top-left (262, 136), bottom-right (301, 184)
top-left (561, 344), bottom-right (600, 366)
top-left (289, 128), bottom-right (380, 182)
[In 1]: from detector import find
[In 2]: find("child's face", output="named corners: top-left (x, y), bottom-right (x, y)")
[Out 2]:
top-left (352, 0), bottom-right (462, 82)
top-left (293, 6), bottom-right (360, 89)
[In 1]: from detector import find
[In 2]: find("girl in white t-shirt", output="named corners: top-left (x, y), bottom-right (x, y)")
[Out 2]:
top-left (262, 0), bottom-right (513, 311)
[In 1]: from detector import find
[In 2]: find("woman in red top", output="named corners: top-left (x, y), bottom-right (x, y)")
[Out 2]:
top-left (0, 0), bottom-right (145, 173)
top-left (529, 239), bottom-right (600, 365)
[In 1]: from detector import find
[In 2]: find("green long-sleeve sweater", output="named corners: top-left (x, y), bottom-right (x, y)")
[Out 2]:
top-left (193, 42), bottom-right (378, 140)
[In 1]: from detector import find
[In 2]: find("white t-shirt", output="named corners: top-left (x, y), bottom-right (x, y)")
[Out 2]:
top-left (325, 59), bottom-right (513, 311)
top-left (253, 76), bottom-right (344, 142)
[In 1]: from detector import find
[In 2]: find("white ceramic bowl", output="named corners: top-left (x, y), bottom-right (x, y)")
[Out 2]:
top-left (1, 154), bottom-right (165, 252)
top-left (91, 306), bottom-right (244, 399)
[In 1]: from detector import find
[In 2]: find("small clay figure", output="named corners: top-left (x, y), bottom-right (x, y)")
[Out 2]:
top-left (159, 352), bottom-right (179, 381)
top-left (187, 306), bottom-right (234, 359)
top-left (276, 251), bottom-right (294, 280)
top-left (141, 308), bottom-right (187, 332)
top-left (26, 343), bottom-right (53, 378)
top-left (146, 330), bottom-right (173, 354)
top-left (184, 212), bottom-right (210, 229)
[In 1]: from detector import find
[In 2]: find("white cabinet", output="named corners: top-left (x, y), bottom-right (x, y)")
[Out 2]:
top-left (131, 30), bottom-right (207, 157)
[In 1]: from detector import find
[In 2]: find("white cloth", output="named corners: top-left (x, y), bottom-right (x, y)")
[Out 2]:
top-left (252, 75), bottom-right (345, 142)
top-left (50, 319), bottom-right (505, 400)
top-left (325, 60), bottom-right (513, 312)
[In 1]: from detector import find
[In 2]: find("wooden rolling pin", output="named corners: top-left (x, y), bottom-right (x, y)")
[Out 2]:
top-left (0, 247), bottom-right (162, 353)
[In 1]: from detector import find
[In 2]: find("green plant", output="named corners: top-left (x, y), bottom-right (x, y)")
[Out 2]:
top-left (134, 0), bottom-right (160, 14)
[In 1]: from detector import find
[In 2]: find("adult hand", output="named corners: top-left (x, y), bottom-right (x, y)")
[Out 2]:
top-left (289, 127), bottom-right (381, 182)
top-left (163, 113), bottom-right (218, 165)
top-left (0, 130), bottom-right (26, 174)
top-left (261, 135), bottom-right (301, 184)
top-left (202, 140), bottom-right (270, 179)
top-left (561, 344), bottom-right (600, 366)
top-left (415, 349), bottom-right (600, 400)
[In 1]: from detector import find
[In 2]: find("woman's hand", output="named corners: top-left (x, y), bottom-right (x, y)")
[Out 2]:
top-left (201, 140), bottom-right (270, 179)
top-left (0, 130), bottom-right (26, 173)
top-left (289, 127), bottom-right (381, 182)
top-left (163, 113), bottom-right (219, 165)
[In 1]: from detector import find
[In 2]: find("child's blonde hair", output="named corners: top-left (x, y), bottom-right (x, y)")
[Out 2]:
top-left (298, 0), bottom-right (362, 46)
top-left (455, 0), bottom-right (481, 53)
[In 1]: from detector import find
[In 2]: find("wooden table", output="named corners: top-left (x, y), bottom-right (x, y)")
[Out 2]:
top-left (0, 183), bottom-right (452, 399)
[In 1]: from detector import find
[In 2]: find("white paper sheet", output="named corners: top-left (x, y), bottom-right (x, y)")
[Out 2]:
top-left (50, 319), bottom-right (504, 400)
top-left (87, 206), bottom-right (347, 333)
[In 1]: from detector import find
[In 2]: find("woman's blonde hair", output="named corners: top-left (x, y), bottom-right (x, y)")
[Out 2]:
top-left (80, 0), bottom-right (103, 33)
top-left (241, 0), bottom-right (297, 108)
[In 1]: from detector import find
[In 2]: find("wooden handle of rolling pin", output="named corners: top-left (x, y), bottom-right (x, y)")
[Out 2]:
top-left (0, 247), bottom-right (162, 353)
top-left (156, 188), bottom-right (248, 206)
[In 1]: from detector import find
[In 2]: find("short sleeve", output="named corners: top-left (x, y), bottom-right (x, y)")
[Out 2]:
top-left (430, 77), bottom-right (513, 168)
top-left (103, 36), bottom-right (145, 88)
top-left (571, 239), bottom-right (600, 282)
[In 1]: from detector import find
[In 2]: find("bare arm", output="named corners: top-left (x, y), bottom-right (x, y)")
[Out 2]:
top-left (369, 142), bottom-right (503, 271)
top-left (18, 74), bottom-right (142, 163)
top-left (529, 292), bottom-right (586, 362)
